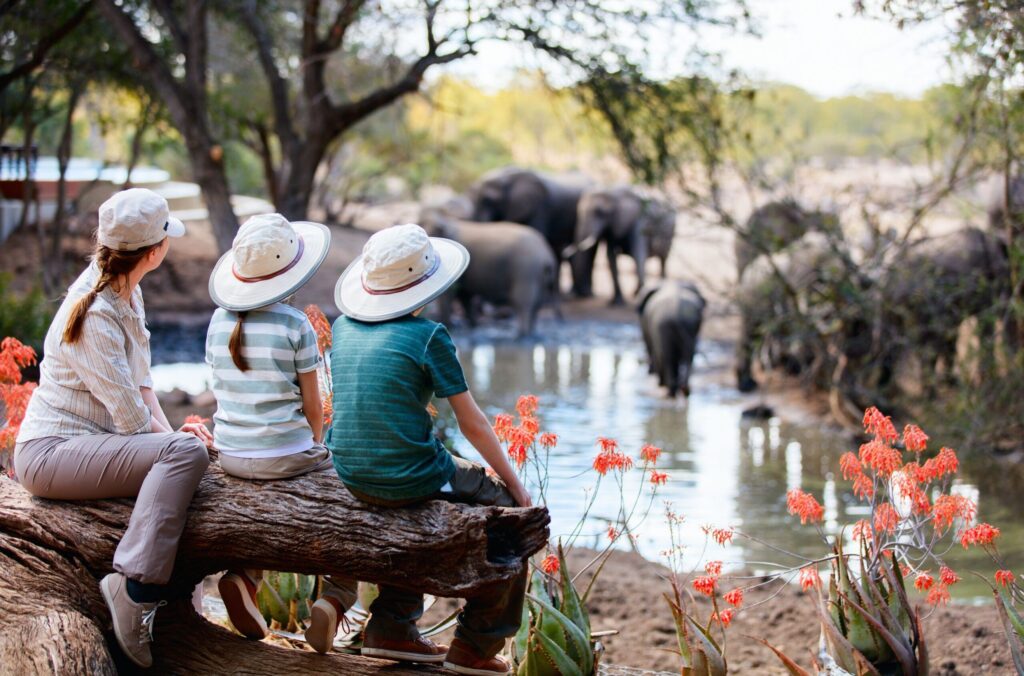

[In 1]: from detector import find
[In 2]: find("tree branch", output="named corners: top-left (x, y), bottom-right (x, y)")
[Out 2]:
top-left (0, 0), bottom-right (94, 95)
top-left (235, 1), bottom-right (298, 155)
top-left (151, 0), bottom-right (190, 54)
top-left (319, 0), bottom-right (367, 53)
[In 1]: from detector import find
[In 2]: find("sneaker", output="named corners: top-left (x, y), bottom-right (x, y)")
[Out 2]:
top-left (305, 597), bottom-right (346, 654)
top-left (443, 639), bottom-right (512, 675)
top-left (99, 573), bottom-right (167, 669)
top-left (361, 634), bottom-right (448, 663)
top-left (217, 571), bottom-right (268, 639)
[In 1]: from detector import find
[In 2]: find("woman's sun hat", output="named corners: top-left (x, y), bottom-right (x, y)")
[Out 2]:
top-left (209, 213), bottom-right (331, 312)
top-left (335, 223), bottom-right (469, 322)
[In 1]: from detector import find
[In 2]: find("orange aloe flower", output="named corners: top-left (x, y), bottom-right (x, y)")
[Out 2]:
top-left (540, 553), bottom-right (559, 575)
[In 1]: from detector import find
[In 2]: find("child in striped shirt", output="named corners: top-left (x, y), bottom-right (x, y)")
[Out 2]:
top-left (205, 213), bottom-right (353, 653)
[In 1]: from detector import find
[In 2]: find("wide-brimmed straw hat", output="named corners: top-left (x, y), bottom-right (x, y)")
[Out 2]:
top-left (335, 223), bottom-right (469, 322)
top-left (209, 213), bottom-right (330, 312)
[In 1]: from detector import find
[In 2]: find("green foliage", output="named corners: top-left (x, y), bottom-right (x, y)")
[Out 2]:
top-left (512, 546), bottom-right (596, 675)
top-left (0, 275), bottom-right (51, 351)
top-left (255, 571), bottom-right (317, 634)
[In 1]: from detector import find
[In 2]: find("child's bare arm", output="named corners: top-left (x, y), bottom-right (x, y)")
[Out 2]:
top-left (448, 391), bottom-right (532, 507)
top-left (298, 369), bottom-right (324, 443)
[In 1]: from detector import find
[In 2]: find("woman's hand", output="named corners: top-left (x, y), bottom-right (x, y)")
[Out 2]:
top-left (179, 421), bottom-right (214, 449)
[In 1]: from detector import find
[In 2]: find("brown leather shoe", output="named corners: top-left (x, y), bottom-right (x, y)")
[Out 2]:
top-left (218, 571), bottom-right (268, 640)
top-left (443, 638), bottom-right (511, 675)
top-left (361, 634), bottom-right (448, 663)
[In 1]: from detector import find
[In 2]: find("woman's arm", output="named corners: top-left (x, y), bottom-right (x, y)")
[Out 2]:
top-left (448, 391), bottom-right (532, 507)
top-left (140, 387), bottom-right (172, 432)
top-left (298, 369), bottom-right (324, 443)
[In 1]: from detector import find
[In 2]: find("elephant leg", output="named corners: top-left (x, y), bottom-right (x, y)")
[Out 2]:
top-left (658, 324), bottom-right (680, 398)
top-left (660, 255), bottom-right (668, 279)
top-left (548, 266), bottom-right (564, 322)
top-left (736, 313), bottom-right (759, 393)
top-left (631, 230), bottom-right (648, 298)
top-left (608, 243), bottom-right (625, 306)
top-left (571, 244), bottom-right (598, 298)
top-left (641, 318), bottom-right (656, 375)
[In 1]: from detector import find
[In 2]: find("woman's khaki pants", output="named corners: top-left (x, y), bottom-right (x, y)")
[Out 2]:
top-left (14, 433), bottom-right (210, 585)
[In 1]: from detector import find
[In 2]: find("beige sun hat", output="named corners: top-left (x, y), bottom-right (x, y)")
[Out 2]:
top-left (98, 188), bottom-right (186, 251)
top-left (335, 223), bottom-right (469, 322)
top-left (209, 213), bottom-right (331, 311)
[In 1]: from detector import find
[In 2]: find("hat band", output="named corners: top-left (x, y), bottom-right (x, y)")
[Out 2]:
top-left (232, 235), bottom-right (305, 283)
top-left (362, 254), bottom-right (441, 296)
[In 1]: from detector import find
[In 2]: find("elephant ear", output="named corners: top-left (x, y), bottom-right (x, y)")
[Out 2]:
top-left (636, 283), bottom-right (661, 314)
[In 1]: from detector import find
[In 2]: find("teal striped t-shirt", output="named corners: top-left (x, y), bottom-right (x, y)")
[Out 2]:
top-left (206, 303), bottom-right (322, 457)
top-left (327, 315), bottom-right (467, 501)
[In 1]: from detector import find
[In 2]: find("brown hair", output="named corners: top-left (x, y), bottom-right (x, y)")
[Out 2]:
top-left (228, 311), bottom-right (249, 372)
top-left (62, 242), bottom-right (160, 344)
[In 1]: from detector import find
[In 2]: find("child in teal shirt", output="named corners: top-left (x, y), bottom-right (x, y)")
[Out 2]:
top-left (329, 224), bottom-right (532, 675)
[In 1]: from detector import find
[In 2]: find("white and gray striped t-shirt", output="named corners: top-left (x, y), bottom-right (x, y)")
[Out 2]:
top-left (205, 303), bottom-right (322, 458)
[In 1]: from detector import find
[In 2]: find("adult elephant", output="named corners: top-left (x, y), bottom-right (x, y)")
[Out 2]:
top-left (419, 207), bottom-right (561, 338)
top-left (570, 186), bottom-right (676, 305)
top-left (986, 174), bottom-right (1024, 241)
top-left (467, 167), bottom-right (585, 291)
top-left (735, 200), bottom-right (838, 278)
top-left (734, 232), bottom-right (851, 392)
top-left (637, 280), bottom-right (705, 398)
top-left (879, 226), bottom-right (1010, 384)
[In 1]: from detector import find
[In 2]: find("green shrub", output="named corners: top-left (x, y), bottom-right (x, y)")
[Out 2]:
top-left (0, 274), bottom-right (51, 350)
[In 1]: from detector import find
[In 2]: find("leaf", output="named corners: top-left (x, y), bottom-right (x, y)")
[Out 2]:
top-left (993, 589), bottom-right (1024, 675)
top-left (422, 607), bottom-right (460, 638)
top-left (998, 587), bottom-right (1024, 638)
top-left (256, 578), bottom-right (289, 626)
top-left (297, 573), bottom-right (316, 601)
top-left (684, 615), bottom-right (727, 676)
top-left (558, 543), bottom-right (592, 638)
top-left (665, 590), bottom-right (694, 666)
top-left (750, 635), bottom-right (814, 676)
top-left (534, 628), bottom-right (585, 676)
top-left (526, 593), bottom-right (593, 674)
top-left (513, 599), bottom-right (532, 663)
top-left (816, 596), bottom-right (880, 676)
top-left (838, 591), bottom-right (917, 675)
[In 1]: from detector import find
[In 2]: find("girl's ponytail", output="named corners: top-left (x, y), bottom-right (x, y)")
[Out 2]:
top-left (229, 311), bottom-right (249, 372)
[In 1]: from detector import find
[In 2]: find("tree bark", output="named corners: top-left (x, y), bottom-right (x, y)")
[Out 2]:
top-left (0, 469), bottom-right (549, 674)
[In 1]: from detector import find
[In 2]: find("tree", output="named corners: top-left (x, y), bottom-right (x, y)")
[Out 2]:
top-left (93, 0), bottom-right (240, 252)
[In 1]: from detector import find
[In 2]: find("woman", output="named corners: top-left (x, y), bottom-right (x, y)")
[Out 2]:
top-left (13, 188), bottom-right (213, 669)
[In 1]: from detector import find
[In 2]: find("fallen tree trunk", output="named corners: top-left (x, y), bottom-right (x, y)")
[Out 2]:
top-left (0, 469), bottom-right (550, 674)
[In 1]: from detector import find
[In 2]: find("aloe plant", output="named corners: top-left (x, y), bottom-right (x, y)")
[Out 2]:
top-left (256, 571), bottom-right (318, 633)
top-left (664, 575), bottom-right (727, 676)
top-left (510, 545), bottom-right (598, 675)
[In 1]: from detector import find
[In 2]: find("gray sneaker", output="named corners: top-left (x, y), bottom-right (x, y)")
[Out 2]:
top-left (100, 573), bottom-right (166, 668)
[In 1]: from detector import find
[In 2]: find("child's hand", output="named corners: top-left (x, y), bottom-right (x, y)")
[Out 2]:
top-left (511, 485), bottom-right (533, 508)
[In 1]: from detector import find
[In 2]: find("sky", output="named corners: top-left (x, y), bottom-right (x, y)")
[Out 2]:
top-left (441, 0), bottom-right (955, 100)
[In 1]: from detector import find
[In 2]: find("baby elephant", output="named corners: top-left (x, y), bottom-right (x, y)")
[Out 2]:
top-left (637, 281), bottom-right (705, 397)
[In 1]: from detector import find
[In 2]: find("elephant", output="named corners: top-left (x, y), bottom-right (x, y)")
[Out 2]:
top-left (734, 232), bottom-right (851, 392)
top-left (466, 167), bottom-right (586, 291)
top-left (986, 174), bottom-right (1024, 240)
top-left (879, 226), bottom-right (1010, 383)
top-left (569, 186), bottom-right (676, 305)
top-left (418, 207), bottom-right (561, 338)
top-left (637, 280), bottom-right (705, 398)
top-left (735, 200), bottom-right (839, 278)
